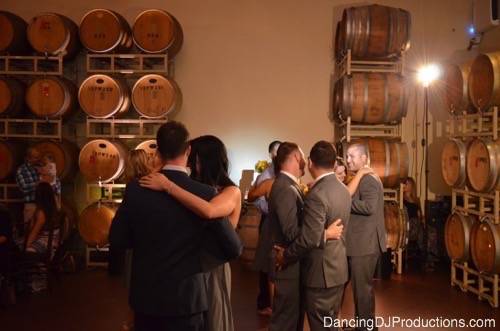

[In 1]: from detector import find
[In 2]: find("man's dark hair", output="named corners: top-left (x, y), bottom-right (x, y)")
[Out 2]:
top-left (273, 142), bottom-right (299, 174)
top-left (268, 140), bottom-right (282, 153)
top-left (156, 121), bottom-right (189, 160)
top-left (310, 140), bottom-right (337, 169)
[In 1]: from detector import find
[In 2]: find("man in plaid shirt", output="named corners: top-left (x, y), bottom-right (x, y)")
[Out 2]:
top-left (15, 147), bottom-right (61, 231)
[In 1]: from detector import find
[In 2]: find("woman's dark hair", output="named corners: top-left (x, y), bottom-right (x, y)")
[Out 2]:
top-left (35, 182), bottom-right (58, 222)
top-left (273, 142), bottom-right (299, 174)
top-left (188, 135), bottom-right (235, 189)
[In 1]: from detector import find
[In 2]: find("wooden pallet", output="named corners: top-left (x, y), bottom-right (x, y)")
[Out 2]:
top-left (336, 117), bottom-right (402, 143)
top-left (449, 107), bottom-right (500, 140)
top-left (451, 261), bottom-right (499, 308)
top-left (86, 117), bottom-right (167, 139)
top-left (452, 188), bottom-right (499, 224)
top-left (86, 183), bottom-right (126, 203)
top-left (86, 245), bottom-right (109, 268)
top-left (335, 49), bottom-right (404, 80)
top-left (0, 118), bottom-right (62, 139)
top-left (86, 53), bottom-right (171, 75)
top-left (0, 184), bottom-right (23, 203)
top-left (0, 55), bottom-right (63, 75)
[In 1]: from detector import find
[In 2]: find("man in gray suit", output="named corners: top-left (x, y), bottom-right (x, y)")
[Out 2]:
top-left (276, 141), bottom-right (351, 331)
top-left (345, 143), bottom-right (386, 331)
top-left (267, 141), bottom-right (306, 331)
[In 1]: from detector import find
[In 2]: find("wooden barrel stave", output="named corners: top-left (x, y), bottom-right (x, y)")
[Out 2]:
top-left (334, 73), bottom-right (408, 124)
top-left (79, 9), bottom-right (132, 53)
top-left (132, 9), bottom-right (183, 57)
top-left (132, 74), bottom-right (181, 118)
top-left (466, 139), bottom-right (500, 192)
top-left (27, 13), bottom-right (80, 58)
top-left (26, 77), bottom-right (77, 118)
top-left (79, 139), bottom-right (128, 183)
top-left (384, 201), bottom-right (409, 250)
top-left (444, 212), bottom-right (475, 262)
top-left (470, 216), bottom-right (500, 274)
top-left (442, 62), bottom-right (474, 114)
top-left (78, 202), bottom-right (116, 247)
top-left (237, 204), bottom-right (261, 267)
top-left (340, 4), bottom-right (411, 60)
top-left (469, 52), bottom-right (500, 111)
top-left (441, 139), bottom-right (467, 188)
top-left (0, 77), bottom-right (25, 117)
top-left (79, 74), bottom-right (130, 118)
top-left (0, 11), bottom-right (29, 54)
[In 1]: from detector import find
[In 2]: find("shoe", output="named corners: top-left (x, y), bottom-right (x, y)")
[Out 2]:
top-left (257, 307), bottom-right (272, 316)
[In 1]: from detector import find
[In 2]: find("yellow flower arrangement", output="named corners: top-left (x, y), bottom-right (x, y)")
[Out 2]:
top-left (255, 160), bottom-right (270, 173)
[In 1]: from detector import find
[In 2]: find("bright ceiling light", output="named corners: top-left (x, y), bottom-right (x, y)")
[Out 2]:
top-left (417, 64), bottom-right (441, 87)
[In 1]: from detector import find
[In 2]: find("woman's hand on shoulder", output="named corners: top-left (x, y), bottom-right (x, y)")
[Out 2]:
top-left (357, 166), bottom-right (374, 177)
top-left (139, 172), bottom-right (172, 192)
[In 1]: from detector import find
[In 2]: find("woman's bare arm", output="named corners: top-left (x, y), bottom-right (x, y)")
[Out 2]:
top-left (247, 178), bottom-right (274, 201)
top-left (26, 210), bottom-right (46, 249)
top-left (140, 172), bottom-right (241, 220)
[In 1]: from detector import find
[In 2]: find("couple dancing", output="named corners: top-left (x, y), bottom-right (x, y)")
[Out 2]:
top-left (110, 121), bottom-right (243, 331)
top-left (267, 141), bottom-right (385, 331)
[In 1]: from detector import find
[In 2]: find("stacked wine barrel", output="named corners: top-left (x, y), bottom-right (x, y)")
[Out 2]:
top-left (333, 4), bottom-right (411, 252)
top-left (442, 51), bottom-right (500, 276)
top-left (0, 11), bottom-right (81, 214)
top-left (77, 9), bottom-right (183, 248)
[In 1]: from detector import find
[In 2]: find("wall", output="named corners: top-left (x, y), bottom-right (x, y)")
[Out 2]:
top-left (3, 0), bottom-right (474, 204)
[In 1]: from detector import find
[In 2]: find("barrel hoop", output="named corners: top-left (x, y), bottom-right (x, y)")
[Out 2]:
top-left (362, 8), bottom-right (370, 58)
top-left (384, 140), bottom-right (390, 180)
top-left (387, 7), bottom-right (393, 56)
top-left (383, 74), bottom-right (390, 122)
top-left (362, 73), bottom-right (369, 123)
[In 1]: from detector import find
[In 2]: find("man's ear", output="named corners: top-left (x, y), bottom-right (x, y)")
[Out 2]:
top-left (185, 145), bottom-right (191, 158)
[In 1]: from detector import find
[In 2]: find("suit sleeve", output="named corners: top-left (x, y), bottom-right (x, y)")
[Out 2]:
top-left (109, 186), bottom-right (134, 250)
top-left (351, 176), bottom-right (380, 216)
top-left (284, 193), bottom-right (325, 263)
top-left (276, 186), bottom-right (301, 243)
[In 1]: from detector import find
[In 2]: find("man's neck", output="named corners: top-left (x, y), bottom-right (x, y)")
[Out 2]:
top-left (163, 158), bottom-right (186, 167)
top-left (312, 168), bottom-right (333, 180)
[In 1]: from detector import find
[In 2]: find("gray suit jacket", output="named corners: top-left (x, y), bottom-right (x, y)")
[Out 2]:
top-left (284, 174), bottom-right (351, 288)
top-left (346, 174), bottom-right (386, 257)
top-left (268, 172), bottom-right (304, 280)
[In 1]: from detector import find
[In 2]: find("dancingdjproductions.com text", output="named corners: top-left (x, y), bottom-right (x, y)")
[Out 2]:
top-left (323, 316), bottom-right (496, 329)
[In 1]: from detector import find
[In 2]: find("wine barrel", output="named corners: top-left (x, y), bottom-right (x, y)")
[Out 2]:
top-left (0, 141), bottom-right (23, 181)
top-left (339, 138), bottom-right (409, 188)
top-left (333, 72), bottom-right (408, 124)
top-left (78, 74), bottom-right (130, 118)
top-left (384, 202), bottom-right (409, 250)
top-left (470, 216), bottom-right (500, 274)
top-left (441, 138), bottom-right (467, 188)
top-left (334, 21), bottom-right (344, 60)
top-left (445, 212), bottom-right (476, 262)
top-left (442, 62), bottom-right (473, 114)
top-left (78, 202), bottom-right (116, 247)
top-left (79, 9), bottom-right (132, 53)
top-left (32, 140), bottom-right (78, 180)
top-left (0, 77), bottom-right (25, 117)
top-left (0, 11), bottom-right (29, 54)
top-left (237, 204), bottom-right (261, 267)
top-left (26, 77), bottom-right (77, 118)
top-left (469, 52), bottom-right (500, 111)
top-left (79, 139), bottom-right (128, 183)
top-left (466, 139), bottom-right (500, 192)
top-left (339, 4), bottom-right (411, 60)
top-left (132, 9), bottom-right (183, 57)
top-left (132, 74), bottom-right (181, 118)
top-left (27, 13), bottom-right (80, 58)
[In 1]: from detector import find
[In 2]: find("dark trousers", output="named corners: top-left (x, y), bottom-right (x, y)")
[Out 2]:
top-left (134, 311), bottom-right (205, 331)
top-left (257, 271), bottom-right (271, 309)
top-left (349, 254), bottom-right (380, 331)
top-left (305, 284), bottom-right (344, 331)
top-left (269, 277), bottom-right (304, 331)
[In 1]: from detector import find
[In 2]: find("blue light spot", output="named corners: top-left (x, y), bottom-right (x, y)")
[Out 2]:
top-left (468, 25), bottom-right (475, 35)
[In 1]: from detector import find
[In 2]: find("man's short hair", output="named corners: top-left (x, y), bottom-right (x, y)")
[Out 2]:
top-left (156, 121), bottom-right (190, 160)
top-left (347, 142), bottom-right (368, 157)
top-left (268, 140), bottom-right (281, 153)
top-left (310, 141), bottom-right (336, 169)
top-left (273, 142), bottom-right (299, 174)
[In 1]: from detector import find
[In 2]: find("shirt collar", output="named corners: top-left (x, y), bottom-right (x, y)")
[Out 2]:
top-left (312, 172), bottom-right (335, 188)
top-left (281, 171), bottom-right (299, 184)
top-left (162, 164), bottom-right (189, 174)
